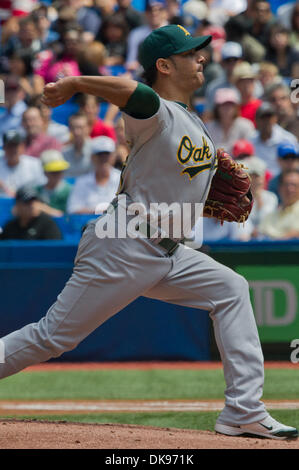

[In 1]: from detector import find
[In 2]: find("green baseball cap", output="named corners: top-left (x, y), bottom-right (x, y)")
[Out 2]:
top-left (139, 24), bottom-right (212, 71)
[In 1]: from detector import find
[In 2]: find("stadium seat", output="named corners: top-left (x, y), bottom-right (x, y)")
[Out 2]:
top-left (68, 214), bottom-right (99, 235)
top-left (64, 177), bottom-right (76, 185)
top-left (51, 98), bottom-right (79, 126)
top-left (52, 216), bottom-right (73, 240)
top-left (0, 198), bottom-right (15, 228)
top-left (272, 0), bottom-right (295, 15)
top-left (52, 214), bottom-right (100, 241)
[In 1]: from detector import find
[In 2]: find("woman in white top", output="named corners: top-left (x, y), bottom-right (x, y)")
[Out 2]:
top-left (205, 87), bottom-right (255, 154)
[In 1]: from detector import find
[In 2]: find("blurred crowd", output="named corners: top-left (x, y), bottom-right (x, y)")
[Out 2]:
top-left (0, 0), bottom-right (298, 242)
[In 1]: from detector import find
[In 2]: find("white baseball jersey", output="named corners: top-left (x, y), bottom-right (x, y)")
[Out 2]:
top-left (118, 98), bottom-right (217, 238)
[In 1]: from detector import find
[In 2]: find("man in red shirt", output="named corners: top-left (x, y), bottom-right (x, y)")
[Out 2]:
top-left (78, 94), bottom-right (116, 141)
top-left (232, 61), bottom-right (262, 126)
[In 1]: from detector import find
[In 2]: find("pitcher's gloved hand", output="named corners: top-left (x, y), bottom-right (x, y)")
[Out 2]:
top-left (203, 149), bottom-right (253, 224)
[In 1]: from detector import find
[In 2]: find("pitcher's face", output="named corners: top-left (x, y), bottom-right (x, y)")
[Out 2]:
top-left (168, 49), bottom-right (206, 91)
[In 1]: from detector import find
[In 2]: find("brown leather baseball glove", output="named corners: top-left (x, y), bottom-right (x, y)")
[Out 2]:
top-left (203, 149), bottom-right (253, 224)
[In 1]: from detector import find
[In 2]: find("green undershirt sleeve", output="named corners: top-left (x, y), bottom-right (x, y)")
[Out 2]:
top-left (121, 82), bottom-right (160, 119)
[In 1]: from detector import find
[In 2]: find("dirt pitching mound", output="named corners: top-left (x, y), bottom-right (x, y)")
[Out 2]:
top-left (0, 420), bottom-right (299, 449)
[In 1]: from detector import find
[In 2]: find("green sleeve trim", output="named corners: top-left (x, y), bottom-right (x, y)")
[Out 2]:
top-left (121, 82), bottom-right (160, 119)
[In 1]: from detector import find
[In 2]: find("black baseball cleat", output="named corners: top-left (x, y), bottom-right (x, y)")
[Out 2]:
top-left (215, 415), bottom-right (298, 440)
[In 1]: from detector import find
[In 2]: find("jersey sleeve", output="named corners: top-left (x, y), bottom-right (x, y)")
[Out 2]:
top-left (121, 83), bottom-right (169, 147)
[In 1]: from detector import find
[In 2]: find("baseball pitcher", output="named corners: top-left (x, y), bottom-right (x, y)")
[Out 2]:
top-left (0, 25), bottom-right (297, 440)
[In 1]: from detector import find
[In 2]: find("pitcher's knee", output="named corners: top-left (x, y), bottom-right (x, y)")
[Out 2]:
top-left (223, 271), bottom-right (249, 299)
top-left (36, 322), bottom-right (79, 358)
top-left (46, 335), bottom-right (78, 358)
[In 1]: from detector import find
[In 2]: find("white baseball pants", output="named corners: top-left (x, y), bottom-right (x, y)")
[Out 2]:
top-left (0, 214), bottom-right (268, 425)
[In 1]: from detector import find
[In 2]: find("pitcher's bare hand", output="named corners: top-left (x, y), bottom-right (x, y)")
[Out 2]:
top-left (41, 77), bottom-right (77, 108)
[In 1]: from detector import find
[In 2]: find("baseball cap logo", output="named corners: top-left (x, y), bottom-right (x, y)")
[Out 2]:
top-left (177, 24), bottom-right (190, 36)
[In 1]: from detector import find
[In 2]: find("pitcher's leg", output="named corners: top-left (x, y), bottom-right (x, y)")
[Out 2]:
top-left (0, 224), bottom-right (172, 379)
top-left (210, 279), bottom-right (266, 425)
top-left (145, 244), bottom-right (267, 425)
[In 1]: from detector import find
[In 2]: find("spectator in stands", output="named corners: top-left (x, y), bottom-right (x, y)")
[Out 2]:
top-left (232, 139), bottom-right (255, 160)
top-left (268, 142), bottom-right (299, 200)
top-left (265, 82), bottom-right (299, 139)
top-left (50, 5), bottom-right (78, 39)
top-left (258, 169), bottom-right (299, 240)
top-left (0, 19), bottom-right (20, 73)
top-left (63, 112), bottom-right (93, 178)
top-left (67, 136), bottom-right (120, 214)
top-left (7, 50), bottom-right (45, 100)
top-left (125, 0), bottom-right (169, 72)
top-left (231, 137), bottom-right (272, 187)
top-left (265, 24), bottom-right (299, 78)
top-left (31, 4), bottom-right (60, 50)
top-left (116, 0), bottom-right (145, 31)
top-left (209, 0), bottom-right (248, 21)
top-left (205, 88), bottom-right (255, 153)
top-left (224, 0), bottom-right (255, 42)
top-left (2, 15), bottom-right (42, 58)
top-left (37, 101), bottom-right (70, 145)
top-left (240, 156), bottom-right (278, 237)
top-left (35, 150), bottom-right (73, 217)
top-left (165, 0), bottom-right (183, 24)
top-left (61, 0), bottom-right (101, 43)
top-left (22, 106), bottom-right (62, 158)
top-left (0, 185), bottom-right (62, 240)
top-left (204, 41), bottom-right (243, 114)
top-left (77, 94), bottom-right (117, 141)
top-left (96, 102), bottom-right (129, 170)
top-left (247, 0), bottom-right (277, 48)
top-left (181, 0), bottom-right (209, 26)
top-left (257, 62), bottom-right (280, 93)
top-left (199, 23), bottom-right (226, 63)
top-left (0, 0), bottom-right (36, 25)
top-left (289, 1), bottom-right (299, 50)
top-left (77, 40), bottom-right (106, 76)
top-left (98, 13), bottom-right (129, 66)
top-left (231, 61), bottom-right (262, 125)
top-left (250, 102), bottom-right (297, 176)
top-left (34, 26), bottom-right (82, 84)
top-left (94, 0), bottom-right (117, 29)
top-left (0, 130), bottom-right (45, 198)
top-left (276, 0), bottom-right (297, 29)
top-left (187, 215), bottom-right (253, 246)
top-left (291, 59), bottom-right (299, 85)
top-left (0, 76), bottom-right (27, 146)
top-left (224, 0), bottom-right (267, 63)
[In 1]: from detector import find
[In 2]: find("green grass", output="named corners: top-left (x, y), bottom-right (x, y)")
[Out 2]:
top-left (1, 368), bottom-right (298, 430)
top-left (0, 368), bottom-right (298, 400)
top-left (0, 369), bottom-right (225, 400)
top-left (3, 411), bottom-right (299, 432)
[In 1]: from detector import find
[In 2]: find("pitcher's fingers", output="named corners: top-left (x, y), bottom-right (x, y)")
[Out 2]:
top-left (41, 97), bottom-right (62, 108)
top-left (43, 82), bottom-right (57, 97)
top-left (40, 95), bottom-right (53, 105)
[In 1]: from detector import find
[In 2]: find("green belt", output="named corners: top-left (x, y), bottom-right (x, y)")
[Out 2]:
top-left (109, 199), bottom-right (179, 257)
